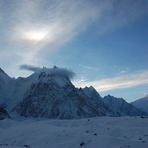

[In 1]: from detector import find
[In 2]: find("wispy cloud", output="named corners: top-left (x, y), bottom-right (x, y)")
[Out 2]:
top-left (0, 0), bottom-right (148, 76)
top-left (12, 0), bottom-right (99, 44)
top-left (114, 66), bottom-right (130, 75)
top-left (0, 0), bottom-right (101, 65)
top-left (79, 64), bottom-right (99, 71)
top-left (74, 70), bottom-right (148, 92)
top-left (19, 64), bottom-right (42, 72)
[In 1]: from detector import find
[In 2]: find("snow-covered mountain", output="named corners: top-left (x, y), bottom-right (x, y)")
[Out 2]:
top-left (82, 86), bottom-right (147, 116)
top-left (101, 95), bottom-right (147, 116)
top-left (15, 72), bottom-right (105, 119)
top-left (0, 67), bottom-right (147, 119)
top-left (0, 67), bottom-right (106, 119)
top-left (83, 86), bottom-right (146, 116)
top-left (131, 95), bottom-right (148, 113)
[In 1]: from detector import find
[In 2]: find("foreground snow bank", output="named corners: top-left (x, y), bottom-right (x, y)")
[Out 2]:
top-left (0, 116), bottom-right (148, 148)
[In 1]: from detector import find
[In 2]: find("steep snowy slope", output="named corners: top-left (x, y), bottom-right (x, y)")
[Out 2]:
top-left (131, 95), bottom-right (148, 113)
top-left (15, 72), bottom-right (105, 119)
top-left (0, 70), bottom-right (39, 112)
top-left (82, 86), bottom-right (109, 114)
top-left (102, 95), bottom-right (147, 116)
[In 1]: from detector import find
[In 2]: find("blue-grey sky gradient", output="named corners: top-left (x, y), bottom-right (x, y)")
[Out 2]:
top-left (0, 0), bottom-right (148, 102)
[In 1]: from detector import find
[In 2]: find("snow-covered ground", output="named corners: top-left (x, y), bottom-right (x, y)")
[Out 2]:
top-left (0, 116), bottom-right (148, 148)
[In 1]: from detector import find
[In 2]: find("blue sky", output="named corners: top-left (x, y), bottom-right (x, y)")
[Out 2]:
top-left (0, 0), bottom-right (148, 102)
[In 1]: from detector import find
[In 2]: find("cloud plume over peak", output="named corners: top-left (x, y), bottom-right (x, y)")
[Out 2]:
top-left (19, 64), bottom-right (75, 79)
top-left (19, 64), bottom-right (41, 72)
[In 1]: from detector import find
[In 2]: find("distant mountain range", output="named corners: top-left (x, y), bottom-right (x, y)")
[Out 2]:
top-left (131, 95), bottom-right (148, 113)
top-left (0, 67), bottom-right (147, 119)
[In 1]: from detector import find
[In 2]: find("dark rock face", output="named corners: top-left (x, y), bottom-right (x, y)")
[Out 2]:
top-left (16, 74), bottom-right (105, 119)
top-left (0, 107), bottom-right (10, 120)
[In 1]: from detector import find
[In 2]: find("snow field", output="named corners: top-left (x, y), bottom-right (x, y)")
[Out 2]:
top-left (0, 116), bottom-right (148, 148)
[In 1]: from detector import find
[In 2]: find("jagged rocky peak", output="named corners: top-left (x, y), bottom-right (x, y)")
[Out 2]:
top-left (104, 94), bottom-right (123, 100)
top-left (83, 86), bottom-right (96, 93)
top-left (85, 86), bottom-right (97, 92)
top-left (37, 66), bottom-right (74, 80)
top-left (83, 86), bottom-right (102, 100)
top-left (53, 65), bottom-right (57, 69)
top-left (105, 94), bottom-right (115, 98)
top-left (36, 66), bottom-right (74, 88)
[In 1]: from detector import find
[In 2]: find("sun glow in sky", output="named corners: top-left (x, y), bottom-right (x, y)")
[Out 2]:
top-left (0, 0), bottom-right (148, 102)
top-left (22, 30), bottom-right (48, 42)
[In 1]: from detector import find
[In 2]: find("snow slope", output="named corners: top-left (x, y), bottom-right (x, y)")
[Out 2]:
top-left (0, 117), bottom-right (148, 148)
top-left (131, 95), bottom-right (148, 113)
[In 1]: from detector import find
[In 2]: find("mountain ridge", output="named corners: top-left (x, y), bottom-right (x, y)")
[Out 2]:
top-left (0, 67), bottom-right (147, 119)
